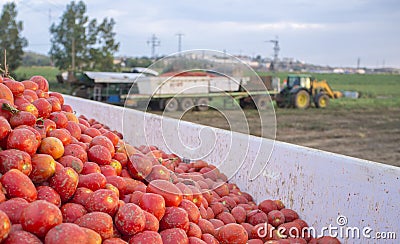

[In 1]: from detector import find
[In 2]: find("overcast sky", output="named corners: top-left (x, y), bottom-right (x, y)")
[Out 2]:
top-left (3, 0), bottom-right (400, 68)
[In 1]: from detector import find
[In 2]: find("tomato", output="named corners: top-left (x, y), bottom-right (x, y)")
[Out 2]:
top-left (160, 228), bottom-right (189, 244)
top-left (30, 154), bottom-right (56, 183)
top-left (0, 149), bottom-right (32, 175)
top-left (9, 110), bottom-right (36, 128)
top-left (0, 210), bottom-right (11, 242)
top-left (201, 234), bottom-right (219, 244)
top-left (49, 111), bottom-right (68, 128)
top-left (129, 231), bottom-right (162, 244)
top-left (85, 189), bottom-right (119, 216)
top-left (37, 185), bottom-right (62, 207)
top-left (247, 210), bottom-right (268, 226)
top-left (81, 227), bottom-right (102, 244)
top-left (159, 206), bottom-right (189, 232)
top-left (0, 116), bottom-right (11, 140)
top-left (102, 131), bottom-right (120, 146)
top-left (78, 172), bottom-right (107, 191)
top-left (71, 187), bottom-right (93, 206)
top-left (100, 165), bottom-right (117, 177)
top-left (179, 199), bottom-right (200, 223)
top-left (113, 152), bottom-right (128, 167)
top-left (64, 143), bottom-right (88, 162)
top-left (32, 98), bottom-right (52, 118)
top-left (58, 155), bottom-right (83, 173)
top-left (21, 80), bottom-right (39, 90)
top-left (127, 153), bottom-right (152, 180)
top-left (17, 102), bottom-right (39, 117)
top-left (81, 161), bottom-right (101, 174)
top-left (30, 75), bottom-right (49, 92)
top-left (114, 203), bottom-right (145, 236)
top-left (106, 176), bottom-right (127, 197)
top-left (2, 230), bottom-right (42, 244)
top-left (49, 167), bottom-right (79, 202)
top-left (231, 206), bottom-right (247, 224)
top-left (23, 89), bottom-right (39, 101)
top-left (3, 80), bottom-right (24, 96)
top-left (0, 83), bottom-right (14, 105)
top-left (143, 211), bottom-right (159, 231)
top-left (90, 135), bottom-right (115, 157)
top-left (7, 128), bottom-right (39, 155)
top-left (187, 222), bottom-right (202, 238)
top-left (216, 223), bottom-right (248, 244)
top-left (61, 104), bottom-right (73, 113)
top-left (258, 200), bottom-right (278, 214)
top-left (75, 212), bottom-right (114, 240)
top-left (146, 164), bottom-right (171, 182)
top-left (66, 121), bottom-right (81, 139)
top-left (49, 92), bottom-right (64, 105)
top-left (146, 179), bottom-right (183, 207)
top-left (0, 198), bottom-right (29, 224)
top-left (138, 193), bottom-right (166, 221)
top-left (45, 223), bottom-right (88, 244)
top-left (21, 200), bottom-right (63, 238)
top-left (83, 127), bottom-right (101, 138)
top-left (0, 169), bottom-right (37, 202)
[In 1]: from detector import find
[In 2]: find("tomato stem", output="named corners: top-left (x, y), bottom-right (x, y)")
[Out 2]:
top-left (1, 103), bottom-right (19, 114)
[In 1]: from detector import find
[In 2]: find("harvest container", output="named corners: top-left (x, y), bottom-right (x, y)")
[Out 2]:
top-left (64, 95), bottom-right (400, 243)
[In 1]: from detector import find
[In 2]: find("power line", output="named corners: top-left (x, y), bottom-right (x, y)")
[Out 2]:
top-left (176, 32), bottom-right (184, 53)
top-left (147, 34), bottom-right (160, 59)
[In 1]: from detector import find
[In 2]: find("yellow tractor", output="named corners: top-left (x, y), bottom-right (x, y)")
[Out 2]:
top-left (275, 74), bottom-right (342, 109)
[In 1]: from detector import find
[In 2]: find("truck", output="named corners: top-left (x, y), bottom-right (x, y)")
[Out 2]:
top-left (60, 69), bottom-right (281, 111)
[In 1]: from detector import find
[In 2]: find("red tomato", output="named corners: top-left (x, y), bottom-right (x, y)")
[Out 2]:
top-left (114, 203), bottom-right (145, 236)
top-left (0, 169), bottom-right (37, 202)
top-left (160, 228), bottom-right (189, 244)
top-left (75, 212), bottom-right (114, 240)
top-left (49, 167), bottom-right (79, 202)
top-left (45, 223), bottom-right (88, 244)
top-left (0, 149), bottom-right (31, 175)
top-left (0, 210), bottom-right (11, 242)
top-left (146, 180), bottom-right (183, 207)
top-left (85, 189), bottom-right (119, 216)
top-left (37, 186), bottom-right (61, 207)
top-left (20, 200), bottom-right (63, 238)
top-left (7, 128), bottom-right (39, 156)
top-left (129, 231), bottom-right (162, 244)
top-left (159, 206), bottom-right (189, 232)
top-left (0, 198), bottom-right (29, 224)
top-left (216, 223), bottom-right (248, 244)
top-left (138, 193), bottom-right (166, 221)
top-left (60, 203), bottom-right (87, 223)
top-left (30, 75), bottom-right (49, 92)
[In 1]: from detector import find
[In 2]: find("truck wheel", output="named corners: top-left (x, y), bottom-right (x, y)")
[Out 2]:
top-left (293, 90), bottom-right (310, 109)
top-left (315, 93), bottom-right (329, 108)
top-left (180, 98), bottom-right (194, 111)
top-left (164, 98), bottom-right (179, 112)
top-left (255, 96), bottom-right (270, 110)
top-left (196, 98), bottom-right (209, 111)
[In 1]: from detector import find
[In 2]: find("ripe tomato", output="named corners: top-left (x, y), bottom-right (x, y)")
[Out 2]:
top-left (0, 169), bottom-right (37, 202)
top-left (88, 145), bottom-right (112, 165)
top-left (75, 212), bottom-right (114, 240)
top-left (39, 137), bottom-right (65, 160)
top-left (49, 167), bottom-right (79, 202)
top-left (129, 231), bottom-right (162, 244)
top-left (7, 128), bottom-right (39, 155)
top-left (146, 179), bottom-right (183, 207)
top-left (0, 198), bottom-right (29, 224)
top-left (45, 223), bottom-right (88, 244)
top-left (30, 154), bottom-right (56, 183)
top-left (0, 83), bottom-right (14, 105)
top-left (159, 206), bottom-right (189, 232)
top-left (85, 189), bottom-right (119, 216)
top-left (36, 186), bottom-right (62, 207)
top-left (32, 98), bottom-right (52, 118)
top-left (0, 210), bottom-right (11, 242)
top-left (30, 75), bottom-right (49, 92)
top-left (114, 203), bottom-right (145, 236)
top-left (21, 80), bottom-right (39, 91)
top-left (0, 149), bottom-right (32, 175)
top-left (20, 200), bottom-right (63, 238)
top-left (138, 193), bottom-right (166, 221)
top-left (160, 228), bottom-right (189, 244)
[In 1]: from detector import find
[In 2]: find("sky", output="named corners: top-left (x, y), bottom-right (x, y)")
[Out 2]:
top-left (2, 0), bottom-right (400, 68)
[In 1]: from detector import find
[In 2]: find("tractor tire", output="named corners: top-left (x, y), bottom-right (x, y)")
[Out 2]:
top-left (255, 96), bottom-right (270, 110)
top-left (180, 98), bottom-right (195, 111)
top-left (196, 98), bottom-right (209, 111)
top-left (293, 90), bottom-right (310, 109)
top-left (315, 93), bottom-right (330, 108)
top-left (164, 98), bottom-right (179, 112)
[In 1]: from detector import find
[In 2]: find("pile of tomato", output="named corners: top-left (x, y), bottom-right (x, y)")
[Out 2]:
top-left (0, 75), bottom-right (341, 243)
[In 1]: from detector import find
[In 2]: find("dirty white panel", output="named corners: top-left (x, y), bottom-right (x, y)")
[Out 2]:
top-left (64, 95), bottom-right (400, 244)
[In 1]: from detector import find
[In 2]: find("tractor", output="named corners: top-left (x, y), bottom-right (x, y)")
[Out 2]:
top-left (275, 74), bottom-right (342, 109)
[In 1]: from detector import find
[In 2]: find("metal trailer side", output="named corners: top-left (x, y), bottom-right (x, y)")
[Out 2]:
top-left (64, 95), bottom-right (400, 243)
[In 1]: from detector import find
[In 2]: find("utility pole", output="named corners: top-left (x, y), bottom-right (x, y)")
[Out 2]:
top-left (357, 57), bottom-right (360, 69)
top-left (266, 36), bottom-right (279, 71)
top-left (176, 33), bottom-right (184, 53)
top-left (147, 34), bottom-right (160, 59)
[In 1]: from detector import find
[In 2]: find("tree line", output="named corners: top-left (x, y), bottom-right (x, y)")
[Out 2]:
top-left (0, 1), bottom-right (122, 73)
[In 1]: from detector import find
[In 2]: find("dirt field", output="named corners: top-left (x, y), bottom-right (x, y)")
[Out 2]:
top-left (176, 106), bottom-right (400, 167)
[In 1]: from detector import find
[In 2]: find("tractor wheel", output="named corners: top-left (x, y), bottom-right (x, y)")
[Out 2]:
top-left (293, 90), bottom-right (310, 109)
top-left (164, 98), bottom-right (179, 112)
top-left (180, 98), bottom-right (195, 111)
top-left (275, 93), bottom-right (286, 108)
top-left (255, 96), bottom-right (270, 110)
top-left (196, 98), bottom-right (209, 111)
top-left (315, 93), bottom-right (330, 108)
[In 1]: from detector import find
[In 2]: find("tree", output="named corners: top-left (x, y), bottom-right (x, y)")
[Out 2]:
top-left (0, 2), bottom-right (28, 72)
top-left (49, 1), bottom-right (119, 71)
